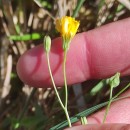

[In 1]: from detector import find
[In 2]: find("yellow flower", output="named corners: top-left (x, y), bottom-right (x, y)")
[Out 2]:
top-left (56, 16), bottom-right (80, 41)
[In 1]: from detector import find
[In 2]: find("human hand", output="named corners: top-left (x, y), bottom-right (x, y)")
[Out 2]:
top-left (65, 124), bottom-right (130, 130)
top-left (17, 18), bottom-right (130, 130)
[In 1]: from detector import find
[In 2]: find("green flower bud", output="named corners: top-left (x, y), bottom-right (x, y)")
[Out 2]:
top-left (108, 72), bottom-right (120, 88)
top-left (43, 35), bottom-right (51, 53)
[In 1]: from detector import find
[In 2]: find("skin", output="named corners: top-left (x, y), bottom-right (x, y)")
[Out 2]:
top-left (17, 18), bottom-right (130, 130)
top-left (65, 124), bottom-right (130, 130)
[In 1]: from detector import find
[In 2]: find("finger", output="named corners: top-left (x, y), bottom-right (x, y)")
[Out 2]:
top-left (65, 124), bottom-right (130, 130)
top-left (65, 91), bottom-right (130, 129)
top-left (17, 18), bottom-right (130, 87)
top-left (87, 89), bottom-right (130, 124)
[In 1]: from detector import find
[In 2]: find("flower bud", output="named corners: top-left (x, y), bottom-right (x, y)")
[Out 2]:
top-left (43, 35), bottom-right (51, 53)
top-left (108, 72), bottom-right (120, 88)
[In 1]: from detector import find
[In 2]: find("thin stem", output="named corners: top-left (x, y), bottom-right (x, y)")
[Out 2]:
top-left (64, 109), bottom-right (72, 127)
top-left (46, 53), bottom-right (64, 109)
top-left (72, 0), bottom-right (85, 18)
top-left (103, 83), bottom-right (130, 123)
top-left (113, 83), bottom-right (130, 99)
top-left (19, 88), bottom-right (37, 120)
top-left (80, 117), bottom-right (88, 125)
top-left (63, 50), bottom-right (68, 108)
top-left (46, 52), bottom-right (72, 127)
top-left (14, 88), bottom-right (37, 129)
top-left (103, 87), bottom-right (113, 123)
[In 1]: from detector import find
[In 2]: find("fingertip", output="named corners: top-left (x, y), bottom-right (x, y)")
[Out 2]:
top-left (17, 45), bottom-right (46, 87)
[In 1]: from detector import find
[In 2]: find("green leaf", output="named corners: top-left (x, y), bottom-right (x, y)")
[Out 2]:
top-left (9, 33), bottom-right (42, 41)
top-left (72, 0), bottom-right (85, 18)
top-left (35, 0), bottom-right (52, 9)
top-left (50, 101), bottom-right (109, 130)
top-left (50, 94), bottom-right (129, 130)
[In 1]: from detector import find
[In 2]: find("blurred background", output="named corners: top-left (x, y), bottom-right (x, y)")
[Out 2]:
top-left (0, 0), bottom-right (130, 129)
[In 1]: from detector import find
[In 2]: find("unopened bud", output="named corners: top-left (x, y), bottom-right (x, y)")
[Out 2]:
top-left (43, 35), bottom-right (51, 53)
top-left (108, 72), bottom-right (120, 88)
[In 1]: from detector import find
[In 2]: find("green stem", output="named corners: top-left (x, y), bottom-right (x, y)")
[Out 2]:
top-left (113, 83), bottom-right (130, 99)
top-left (46, 53), bottom-right (72, 127)
top-left (14, 88), bottom-right (37, 129)
top-left (103, 87), bottom-right (113, 123)
top-left (46, 53), bottom-right (64, 109)
top-left (19, 88), bottom-right (37, 120)
top-left (103, 83), bottom-right (130, 123)
top-left (64, 109), bottom-right (72, 127)
top-left (63, 50), bottom-right (68, 108)
top-left (80, 117), bottom-right (88, 125)
top-left (72, 0), bottom-right (85, 18)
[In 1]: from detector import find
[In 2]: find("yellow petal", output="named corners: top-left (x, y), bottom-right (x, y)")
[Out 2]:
top-left (55, 16), bottom-right (80, 40)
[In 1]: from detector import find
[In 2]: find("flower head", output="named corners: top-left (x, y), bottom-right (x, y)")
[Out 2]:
top-left (55, 16), bottom-right (79, 50)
